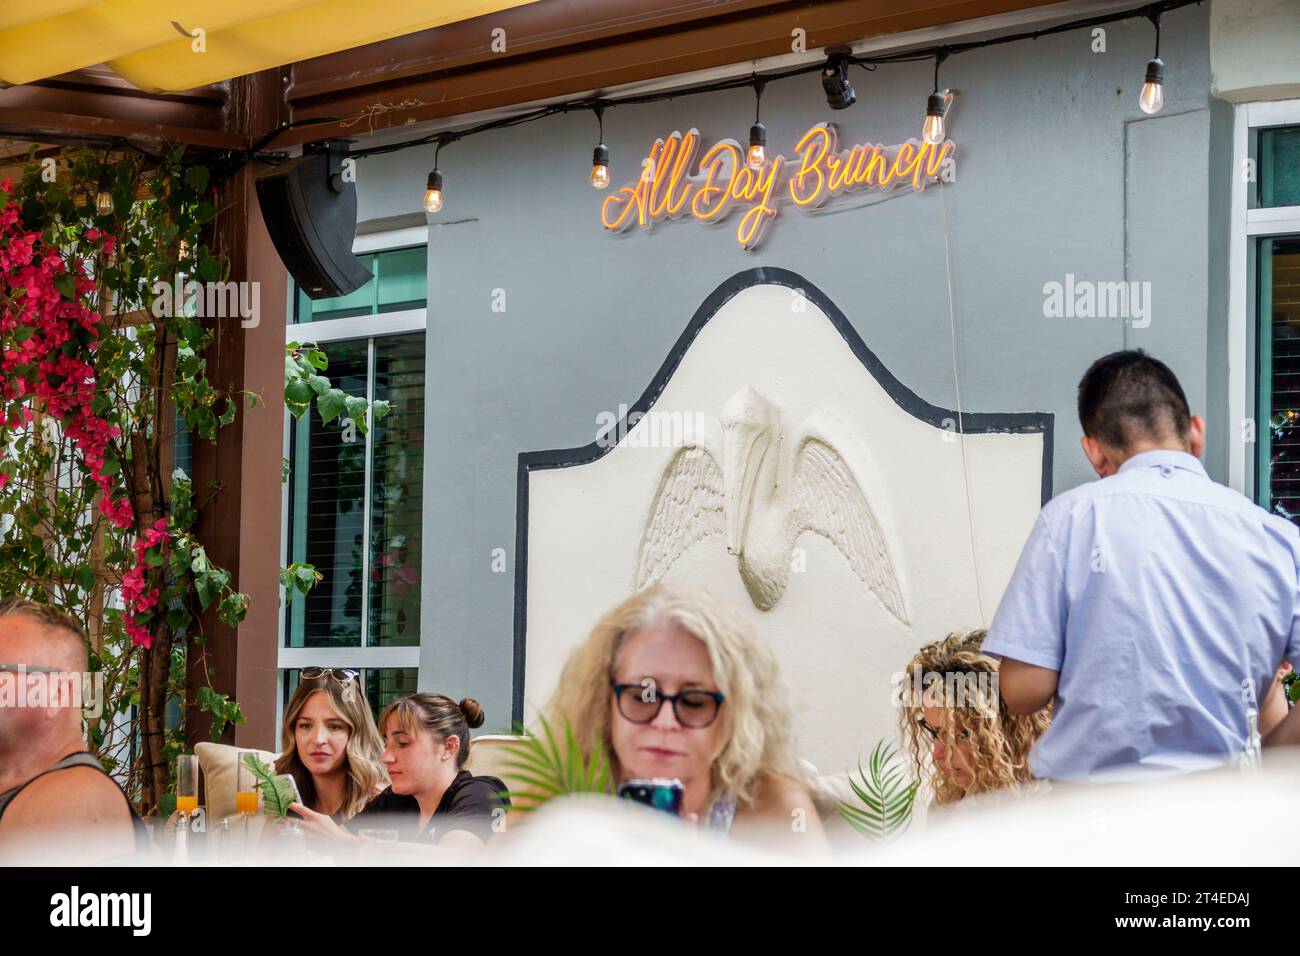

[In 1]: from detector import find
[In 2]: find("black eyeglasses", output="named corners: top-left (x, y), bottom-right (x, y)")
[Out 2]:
top-left (915, 713), bottom-right (969, 741)
top-left (611, 682), bottom-right (725, 729)
top-left (300, 667), bottom-right (360, 687)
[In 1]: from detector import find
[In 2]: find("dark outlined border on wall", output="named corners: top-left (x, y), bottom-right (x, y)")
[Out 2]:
top-left (511, 266), bottom-right (1054, 724)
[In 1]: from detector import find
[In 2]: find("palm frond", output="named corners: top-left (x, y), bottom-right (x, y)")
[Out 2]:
top-left (499, 715), bottom-right (612, 812)
top-left (838, 739), bottom-right (919, 842)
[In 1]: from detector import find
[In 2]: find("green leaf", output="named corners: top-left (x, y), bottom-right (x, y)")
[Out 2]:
top-left (54, 273), bottom-right (77, 300)
top-left (11, 326), bottom-right (36, 343)
top-left (242, 753), bottom-right (297, 819)
top-left (317, 389), bottom-right (346, 425)
top-left (218, 591), bottom-right (249, 628)
top-left (370, 400), bottom-right (390, 422)
top-left (74, 565), bottom-right (96, 593)
top-left (285, 379), bottom-right (312, 411)
top-left (343, 394), bottom-right (369, 424)
top-left (184, 165), bottom-right (210, 193)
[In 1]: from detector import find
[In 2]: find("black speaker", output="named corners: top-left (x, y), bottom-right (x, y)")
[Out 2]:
top-left (255, 140), bottom-right (372, 300)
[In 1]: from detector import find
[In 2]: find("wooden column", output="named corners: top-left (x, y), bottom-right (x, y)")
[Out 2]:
top-left (185, 68), bottom-right (286, 749)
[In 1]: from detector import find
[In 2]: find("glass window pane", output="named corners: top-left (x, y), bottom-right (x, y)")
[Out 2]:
top-left (1260, 127), bottom-right (1300, 209)
top-left (367, 668), bottom-right (419, 716)
top-left (376, 246), bottom-right (427, 313)
top-left (369, 334), bottom-right (425, 647)
top-left (287, 339), bottom-right (369, 647)
top-left (1258, 236), bottom-right (1300, 521)
top-left (294, 246), bottom-right (426, 323)
top-left (297, 254), bottom-right (377, 323)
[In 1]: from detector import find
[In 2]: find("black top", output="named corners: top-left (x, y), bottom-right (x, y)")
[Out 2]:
top-left (0, 750), bottom-right (150, 855)
top-left (347, 770), bottom-right (509, 845)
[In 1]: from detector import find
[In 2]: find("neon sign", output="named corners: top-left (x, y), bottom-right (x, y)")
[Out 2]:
top-left (600, 123), bottom-right (956, 249)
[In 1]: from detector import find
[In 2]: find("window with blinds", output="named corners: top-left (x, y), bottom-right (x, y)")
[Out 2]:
top-left (285, 332), bottom-right (425, 648)
top-left (1258, 236), bottom-right (1300, 520)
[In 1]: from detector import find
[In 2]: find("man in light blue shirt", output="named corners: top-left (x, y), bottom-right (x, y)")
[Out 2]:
top-left (984, 350), bottom-right (1300, 782)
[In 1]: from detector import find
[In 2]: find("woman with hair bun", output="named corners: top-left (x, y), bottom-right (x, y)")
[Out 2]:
top-left (290, 693), bottom-right (510, 851)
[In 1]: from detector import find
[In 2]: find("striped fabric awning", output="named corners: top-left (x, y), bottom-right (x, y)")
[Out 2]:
top-left (0, 0), bottom-right (539, 92)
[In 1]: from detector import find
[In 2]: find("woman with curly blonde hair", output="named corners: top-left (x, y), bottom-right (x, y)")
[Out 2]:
top-left (546, 583), bottom-right (826, 853)
top-left (899, 629), bottom-right (1050, 807)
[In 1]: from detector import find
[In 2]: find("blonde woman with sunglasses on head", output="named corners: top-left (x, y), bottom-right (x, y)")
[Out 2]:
top-left (274, 668), bottom-right (388, 822)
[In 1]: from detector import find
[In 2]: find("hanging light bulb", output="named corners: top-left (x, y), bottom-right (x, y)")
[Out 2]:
top-left (1139, 58), bottom-right (1165, 114)
top-left (746, 79), bottom-right (768, 169)
top-left (589, 105), bottom-right (610, 188)
top-left (423, 169), bottom-right (443, 214)
top-left (746, 124), bottom-right (767, 170)
top-left (1139, 12), bottom-right (1165, 115)
top-left (923, 93), bottom-right (946, 145)
top-left (94, 170), bottom-right (114, 216)
top-left (423, 137), bottom-right (448, 213)
top-left (923, 50), bottom-right (949, 145)
top-left (590, 144), bottom-right (610, 189)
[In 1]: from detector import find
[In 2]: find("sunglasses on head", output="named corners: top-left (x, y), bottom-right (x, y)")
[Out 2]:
top-left (300, 667), bottom-right (360, 686)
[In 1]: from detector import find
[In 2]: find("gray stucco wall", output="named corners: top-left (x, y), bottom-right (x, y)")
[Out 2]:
top-left (351, 5), bottom-right (1215, 726)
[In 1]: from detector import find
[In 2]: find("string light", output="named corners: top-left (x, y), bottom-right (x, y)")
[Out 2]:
top-left (94, 160), bottom-right (114, 216)
top-left (423, 138), bottom-right (445, 213)
top-left (923, 50), bottom-right (949, 146)
top-left (1140, 10), bottom-right (1165, 115)
top-left (746, 78), bottom-right (768, 170)
top-left (590, 103), bottom-right (610, 189)
top-left (365, 1), bottom-right (1193, 211)
top-left (821, 48), bottom-right (856, 110)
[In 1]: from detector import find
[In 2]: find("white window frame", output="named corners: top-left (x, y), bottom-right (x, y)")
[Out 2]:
top-left (1228, 99), bottom-right (1300, 498)
top-left (277, 228), bottom-right (428, 736)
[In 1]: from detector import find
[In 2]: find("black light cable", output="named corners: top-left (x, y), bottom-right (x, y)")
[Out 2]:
top-left (1140, 10), bottom-right (1165, 114)
top-left (923, 49), bottom-right (949, 145)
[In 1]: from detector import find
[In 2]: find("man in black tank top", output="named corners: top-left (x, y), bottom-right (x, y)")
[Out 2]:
top-left (0, 599), bottom-right (141, 862)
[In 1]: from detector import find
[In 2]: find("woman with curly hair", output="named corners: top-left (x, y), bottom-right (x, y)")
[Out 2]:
top-left (899, 629), bottom-right (1051, 807)
top-left (546, 583), bottom-right (826, 854)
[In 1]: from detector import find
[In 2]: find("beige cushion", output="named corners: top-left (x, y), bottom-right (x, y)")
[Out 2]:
top-left (464, 734), bottom-right (531, 797)
top-left (194, 742), bottom-right (279, 823)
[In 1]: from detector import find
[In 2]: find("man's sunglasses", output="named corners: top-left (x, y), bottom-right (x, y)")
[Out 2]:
top-left (300, 667), bottom-right (360, 686)
top-left (611, 682), bottom-right (725, 729)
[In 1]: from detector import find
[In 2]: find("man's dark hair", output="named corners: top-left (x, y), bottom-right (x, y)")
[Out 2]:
top-left (1077, 350), bottom-right (1191, 450)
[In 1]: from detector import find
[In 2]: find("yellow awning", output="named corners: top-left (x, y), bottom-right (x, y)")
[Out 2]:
top-left (0, 0), bottom-right (540, 92)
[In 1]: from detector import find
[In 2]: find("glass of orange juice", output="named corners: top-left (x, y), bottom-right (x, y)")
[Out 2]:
top-left (176, 754), bottom-right (200, 822)
top-left (236, 752), bottom-right (259, 817)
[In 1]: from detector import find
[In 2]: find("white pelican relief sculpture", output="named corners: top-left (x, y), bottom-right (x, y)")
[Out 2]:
top-left (635, 385), bottom-right (909, 623)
